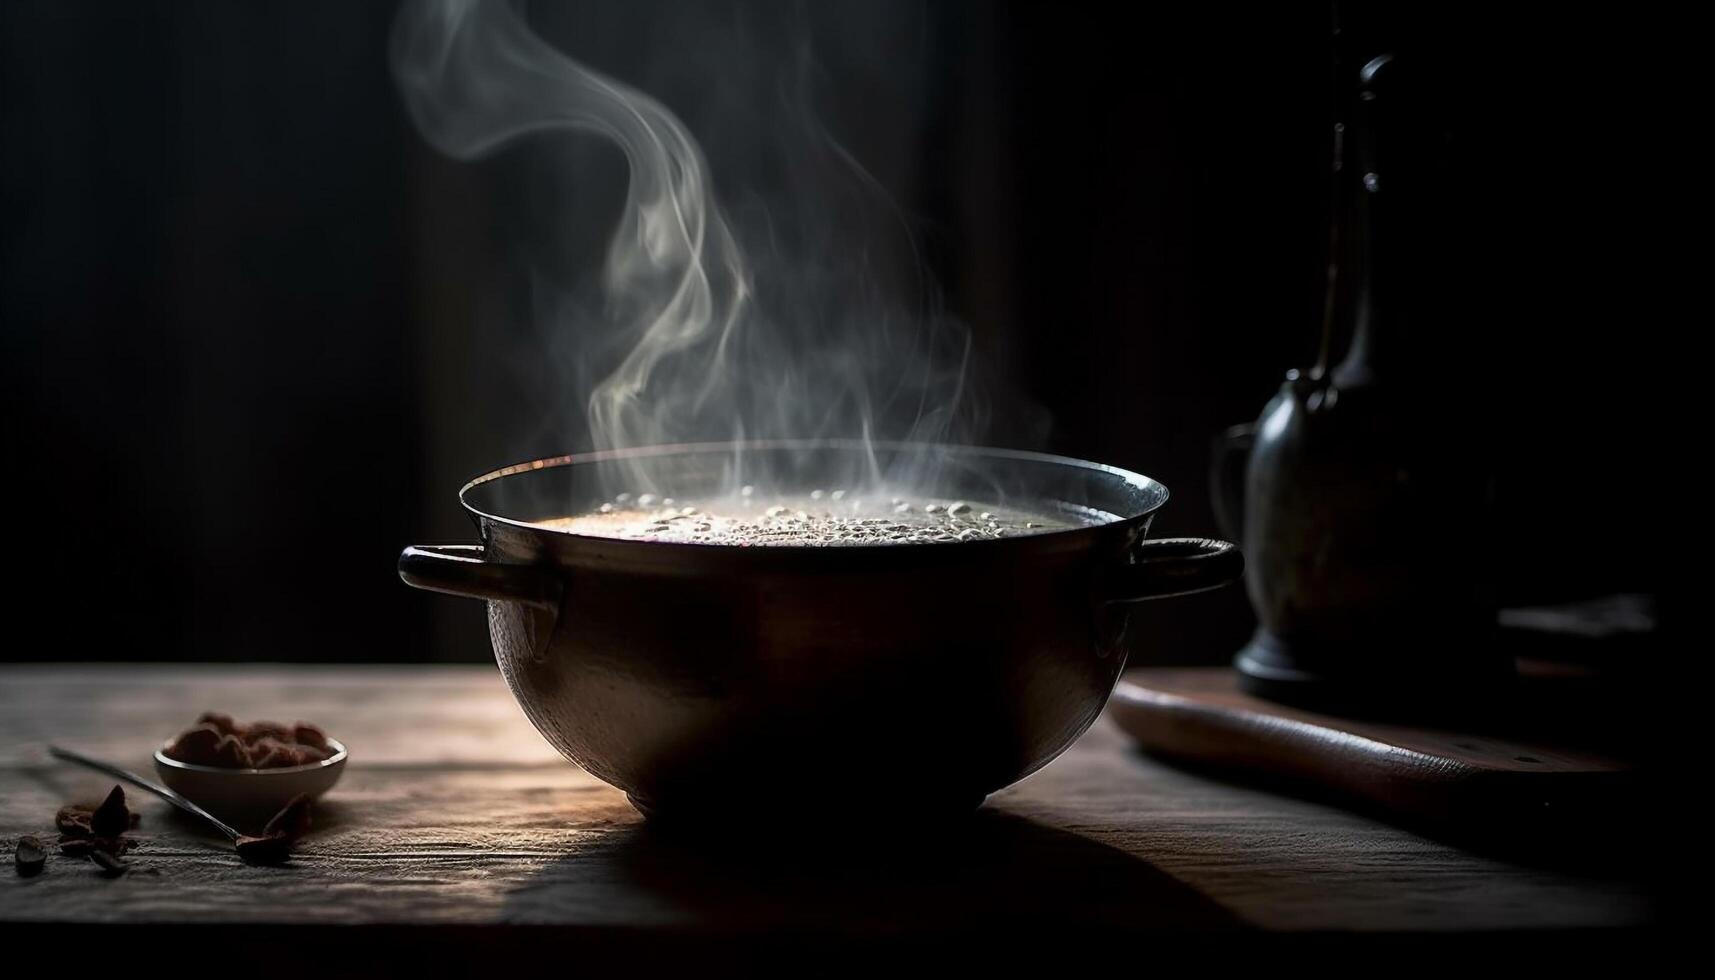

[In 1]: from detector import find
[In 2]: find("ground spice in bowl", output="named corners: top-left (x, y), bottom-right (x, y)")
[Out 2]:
top-left (163, 713), bottom-right (334, 770)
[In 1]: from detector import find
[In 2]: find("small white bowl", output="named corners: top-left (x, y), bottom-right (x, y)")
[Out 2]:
top-left (154, 738), bottom-right (347, 817)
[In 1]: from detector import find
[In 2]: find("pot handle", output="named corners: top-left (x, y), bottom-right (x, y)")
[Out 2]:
top-left (1106, 537), bottom-right (1244, 602)
top-left (398, 545), bottom-right (562, 609)
top-left (1210, 423), bottom-right (1255, 542)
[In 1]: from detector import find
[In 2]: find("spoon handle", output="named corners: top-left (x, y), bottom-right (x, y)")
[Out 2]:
top-left (48, 744), bottom-right (242, 842)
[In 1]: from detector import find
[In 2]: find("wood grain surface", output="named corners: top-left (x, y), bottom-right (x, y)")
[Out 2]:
top-left (0, 665), bottom-right (1655, 937)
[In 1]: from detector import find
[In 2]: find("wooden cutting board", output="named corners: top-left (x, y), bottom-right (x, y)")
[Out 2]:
top-left (1109, 667), bottom-right (1641, 845)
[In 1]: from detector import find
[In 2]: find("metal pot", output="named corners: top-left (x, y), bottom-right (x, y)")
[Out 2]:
top-left (399, 441), bottom-right (1240, 819)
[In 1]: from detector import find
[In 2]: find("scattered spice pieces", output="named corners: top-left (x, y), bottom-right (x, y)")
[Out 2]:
top-left (14, 836), bottom-right (46, 877)
top-left (90, 786), bottom-right (130, 838)
top-left (55, 805), bottom-right (93, 836)
top-left (53, 785), bottom-right (139, 869)
top-left (56, 801), bottom-right (140, 835)
top-left (58, 835), bottom-right (132, 858)
top-left (90, 849), bottom-right (128, 877)
top-left (163, 714), bottom-right (334, 769)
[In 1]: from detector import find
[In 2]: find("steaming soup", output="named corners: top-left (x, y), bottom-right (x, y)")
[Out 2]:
top-left (538, 491), bottom-right (1097, 546)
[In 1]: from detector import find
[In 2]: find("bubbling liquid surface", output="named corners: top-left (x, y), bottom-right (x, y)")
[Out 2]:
top-left (537, 490), bottom-right (1100, 546)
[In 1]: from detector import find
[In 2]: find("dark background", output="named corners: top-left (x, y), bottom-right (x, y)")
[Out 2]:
top-left (1, 1), bottom-right (1667, 664)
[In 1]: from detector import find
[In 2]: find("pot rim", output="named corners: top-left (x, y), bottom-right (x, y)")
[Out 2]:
top-left (457, 439), bottom-right (1169, 551)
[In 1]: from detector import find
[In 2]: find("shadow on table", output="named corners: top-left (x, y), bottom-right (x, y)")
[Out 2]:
top-left (156, 793), bottom-right (364, 842)
top-left (503, 806), bottom-right (1242, 936)
top-left (1128, 746), bottom-right (1657, 878)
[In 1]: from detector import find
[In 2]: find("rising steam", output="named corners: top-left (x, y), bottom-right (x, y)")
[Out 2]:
top-left (391, 0), bottom-right (982, 491)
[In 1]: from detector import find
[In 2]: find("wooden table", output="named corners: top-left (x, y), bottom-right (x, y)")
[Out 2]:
top-left (0, 664), bottom-right (1656, 954)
